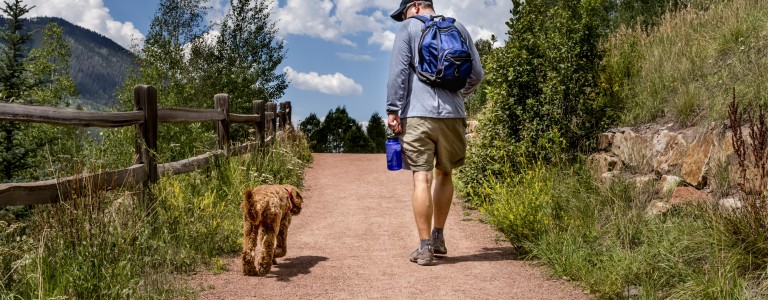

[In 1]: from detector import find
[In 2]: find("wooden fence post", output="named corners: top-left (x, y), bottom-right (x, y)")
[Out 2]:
top-left (215, 94), bottom-right (230, 155)
top-left (271, 102), bottom-right (278, 134)
top-left (278, 102), bottom-right (286, 130)
top-left (134, 85), bottom-right (158, 209)
top-left (134, 85), bottom-right (158, 184)
top-left (254, 100), bottom-right (266, 145)
top-left (284, 101), bottom-right (292, 128)
top-left (266, 102), bottom-right (277, 141)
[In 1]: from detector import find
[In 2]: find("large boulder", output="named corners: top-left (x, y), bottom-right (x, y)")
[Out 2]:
top-left (650, 129), bottom-right (690, 175)
top-left (611, 128), bottom-right (654, 174)
top-left (681, 132), bottom-right (715, 188)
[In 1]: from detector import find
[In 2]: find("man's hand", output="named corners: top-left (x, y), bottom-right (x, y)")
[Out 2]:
top-left (388, 114), bottom-right (402, 134)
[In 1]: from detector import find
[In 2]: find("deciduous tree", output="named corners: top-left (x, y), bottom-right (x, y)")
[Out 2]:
top-left (344, 124), bottom-right (372, 153)
top-left (299, 113), bottom-right (321, 151)
top-left (366, 113), bottom-right (386, 153)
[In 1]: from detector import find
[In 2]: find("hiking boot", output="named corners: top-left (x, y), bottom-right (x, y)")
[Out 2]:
top-left (409, 245), bottom-right (434, 266)
top-left (432, 231), bottom-right (447, 255)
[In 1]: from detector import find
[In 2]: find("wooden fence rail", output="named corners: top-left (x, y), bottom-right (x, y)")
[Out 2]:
top-left (0, 85), bottom-right (293, 207)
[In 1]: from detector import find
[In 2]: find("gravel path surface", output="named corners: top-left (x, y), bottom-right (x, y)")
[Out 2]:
top-left (188, 153), bottom-right (591, 299)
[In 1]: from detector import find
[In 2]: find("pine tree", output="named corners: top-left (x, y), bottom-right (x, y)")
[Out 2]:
top-left (0, 0), bottom-right (32, 102)
top-left (0, 0), bottom-right (34, 181)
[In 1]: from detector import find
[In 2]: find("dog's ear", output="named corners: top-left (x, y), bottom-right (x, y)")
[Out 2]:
top-left (290, 186), bottom-right (302, 201)
top-left (286, 186), bottom-right (303, 215)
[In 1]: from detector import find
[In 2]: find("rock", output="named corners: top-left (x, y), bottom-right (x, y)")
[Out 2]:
top-left (669, 186), bottom-right (711, 205)
top-left (612, 128), bottom-right (654, 174)
top-left (598, 133), bottom-right (614, 150)
top-left (681, 132), bottom-right (715, 188)
top-left (630, 174), bottom-right (658, 190)
top-left (588, 153), bottom-right (623, 178)
top-left (650, 130), bottom-right (689, 175)
top-left (646, 200), bottom-right (672, 216)
top-left (657, 175), bottom-right (685, 196)
top-left (718, 197), bottom-right (743, 211)
top-left (622, 285), bottom-right (643, 298)
top-left (708, 127), bottom-right (735, 166)
top-left (707, 128), bottom-right (737, 193)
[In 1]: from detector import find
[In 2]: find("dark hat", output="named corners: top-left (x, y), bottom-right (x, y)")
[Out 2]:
top-left (390, 0), bottom-right (432, 22)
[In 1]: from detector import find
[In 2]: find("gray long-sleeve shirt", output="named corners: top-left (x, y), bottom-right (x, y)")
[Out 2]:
top-left (386, 15), bottom-right (484, 119)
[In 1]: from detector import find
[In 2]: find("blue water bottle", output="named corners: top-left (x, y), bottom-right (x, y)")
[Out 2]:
top-left (386, 135), bottom-right (402, 171)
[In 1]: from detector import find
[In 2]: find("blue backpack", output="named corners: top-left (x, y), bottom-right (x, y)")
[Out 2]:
top-left (411, 15), bottom-right (473, 93)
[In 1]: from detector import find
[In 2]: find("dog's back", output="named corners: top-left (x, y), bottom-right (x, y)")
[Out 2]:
top-left (242, 185), bottom-right (294, 224)
top-left (241, 184), bottom-right (302, 276)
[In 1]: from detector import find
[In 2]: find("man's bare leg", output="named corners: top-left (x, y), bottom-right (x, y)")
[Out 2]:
top-left (432, 169), bottom-right (453, 229)
top-left (412, 171), bottom-right (434, 239)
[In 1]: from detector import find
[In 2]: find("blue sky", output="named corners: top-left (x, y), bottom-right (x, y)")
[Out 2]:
top-left (23, 0), bottom-right (513, 125)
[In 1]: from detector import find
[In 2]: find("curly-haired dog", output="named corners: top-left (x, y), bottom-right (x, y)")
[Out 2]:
top-left (241, 184), bottom-right (303, 276)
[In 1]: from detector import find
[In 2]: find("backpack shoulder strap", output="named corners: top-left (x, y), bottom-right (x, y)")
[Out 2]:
top-left (410, 15), bottom-right (429, 23)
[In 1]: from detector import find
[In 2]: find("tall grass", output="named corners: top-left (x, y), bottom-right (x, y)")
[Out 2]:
top-left (606, 0), bottom-right (768, 126)
top-left (464, 159), bottom-right (768, 298)
top-left (0, 130), bottom-right (311, 298)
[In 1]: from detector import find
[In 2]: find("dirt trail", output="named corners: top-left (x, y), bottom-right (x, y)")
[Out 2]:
top-left (189, 153), bottom-right (591, 299)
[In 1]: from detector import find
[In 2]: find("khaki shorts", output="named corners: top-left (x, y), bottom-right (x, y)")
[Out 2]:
top-left (400, 117), bottom-right (467, 172)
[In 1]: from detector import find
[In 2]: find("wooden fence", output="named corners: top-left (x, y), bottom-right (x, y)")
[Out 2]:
top-left (0, 85), bottom-right (293, 207)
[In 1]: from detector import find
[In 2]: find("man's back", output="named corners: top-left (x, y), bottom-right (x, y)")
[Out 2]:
top-left (386, 15), bottom-right (484, 119)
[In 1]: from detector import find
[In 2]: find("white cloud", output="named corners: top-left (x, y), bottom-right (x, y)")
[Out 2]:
top-left (337, 52), bottom-right (374, 61)
top-left (272, 0), bottom-right (355, 46)
top-left (268, 0), bottom-right (512, 49)
top-left (368, 30), bottom-right (395, 51)
top-left (283, 66), bottom-right (362, 96)
top-left (24, 0), bottom-right (145, 49)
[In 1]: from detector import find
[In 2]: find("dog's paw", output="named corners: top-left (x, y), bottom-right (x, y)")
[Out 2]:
top-left (274, 248), bottom-right (286, 258)
top-left (256, 259), bottom-right (273, 276)
top-left (243, 264), bottom-right (258, 276)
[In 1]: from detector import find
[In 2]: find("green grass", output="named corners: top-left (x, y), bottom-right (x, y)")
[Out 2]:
top-left (606, 0), bottom-right (768, 126)
top-left (0, 130), bottom-right (311, 299)
top-left (459, 159), bottom-right (768, 298)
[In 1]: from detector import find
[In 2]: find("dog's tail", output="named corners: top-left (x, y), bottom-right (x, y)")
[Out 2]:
top-left (243, 189), bottom-right (254, 204)
top-left (242, 189), bottom-right (259, 223)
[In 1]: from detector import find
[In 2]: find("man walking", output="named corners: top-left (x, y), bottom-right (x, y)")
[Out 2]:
top-left (386, 0), bottom-right (484, 266)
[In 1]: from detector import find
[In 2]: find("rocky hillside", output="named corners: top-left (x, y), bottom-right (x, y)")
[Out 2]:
top-left (589, 122), bottom-right (746, 215)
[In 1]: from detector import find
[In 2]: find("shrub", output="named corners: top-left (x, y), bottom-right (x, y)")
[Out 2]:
top-left (480, 162), bottom-right (561, 249)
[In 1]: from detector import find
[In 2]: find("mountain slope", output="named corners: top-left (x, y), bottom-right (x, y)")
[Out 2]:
top-left (1, 17), bottom-right (136, 108)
